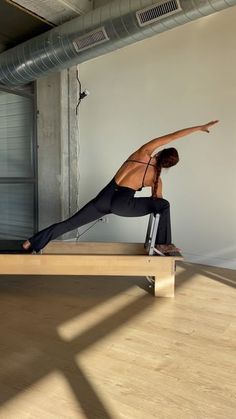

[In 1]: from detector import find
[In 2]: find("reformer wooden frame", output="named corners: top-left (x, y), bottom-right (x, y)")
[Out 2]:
top-left (0, 241), bottom-right (182, 297)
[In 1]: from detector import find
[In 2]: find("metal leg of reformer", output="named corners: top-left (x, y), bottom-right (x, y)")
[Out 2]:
top-left (144, 213), bottom-right (161, 256)
top-left (146, 275), bottom-right (155, 289)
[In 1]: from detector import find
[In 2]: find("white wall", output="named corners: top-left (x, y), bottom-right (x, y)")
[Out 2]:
top-left (78, 7), bottom-right (236, 269)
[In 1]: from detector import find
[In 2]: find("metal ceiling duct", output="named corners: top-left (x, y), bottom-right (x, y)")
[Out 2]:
top-left (0, 0), bottom-right (236, 86)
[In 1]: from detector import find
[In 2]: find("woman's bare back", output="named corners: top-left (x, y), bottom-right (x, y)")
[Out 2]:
top-left (114, 151), bottom-right (157, 191)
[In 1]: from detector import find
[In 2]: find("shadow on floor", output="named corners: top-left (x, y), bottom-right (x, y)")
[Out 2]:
top-left (0, 274), bottom-right (156, 418)
top-left (176, 261), bottom-right (236, 289)
top-left (0, 260), bottom-right (233, 417)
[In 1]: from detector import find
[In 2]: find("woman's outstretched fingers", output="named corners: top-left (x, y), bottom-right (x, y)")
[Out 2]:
top-left (201, 120), bottom-right (219, 133)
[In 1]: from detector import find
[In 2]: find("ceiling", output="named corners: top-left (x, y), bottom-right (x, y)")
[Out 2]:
top-left (0, 0), bottom-right (110, 54)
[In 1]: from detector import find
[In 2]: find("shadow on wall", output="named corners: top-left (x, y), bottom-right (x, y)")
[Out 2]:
top-left (182, 244), bottom-right (236, 270)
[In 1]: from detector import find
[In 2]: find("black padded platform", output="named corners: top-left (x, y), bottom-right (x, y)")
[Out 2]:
top-left (0, 240), bottom-right (31, 254)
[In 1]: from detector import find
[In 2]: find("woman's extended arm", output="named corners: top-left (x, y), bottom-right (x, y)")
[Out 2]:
top-left (139, 120), bottom-right (219, 156)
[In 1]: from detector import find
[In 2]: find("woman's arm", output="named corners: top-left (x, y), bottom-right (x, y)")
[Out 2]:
top-left (139, 120), bottom-right (219, 156)
top-left (152, 177), bottom-right (163, 198)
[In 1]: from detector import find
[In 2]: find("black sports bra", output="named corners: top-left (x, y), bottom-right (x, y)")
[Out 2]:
top-left (126, 157), bottom-right (156, 190)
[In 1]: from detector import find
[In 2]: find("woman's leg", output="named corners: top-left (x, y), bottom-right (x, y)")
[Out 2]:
top-left (26, 201), bottom-right (107, 251)
top-left (153, 200), bottom-right (171, 244)
top-left (24, 179), bottom-right (116, 251)
top-left (111, 191), bottom-right (172, 244)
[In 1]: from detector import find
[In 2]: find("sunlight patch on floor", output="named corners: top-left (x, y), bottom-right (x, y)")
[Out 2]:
top-left (57, 286), bottom-right (145, 342)
top-left (0, 371), bottom-right (83, 419)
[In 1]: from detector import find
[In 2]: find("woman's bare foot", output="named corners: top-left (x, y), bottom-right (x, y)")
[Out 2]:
top-left (22, 240), bottom-right (31, 250)
top-left (156, 244), bottom-right (181, 253)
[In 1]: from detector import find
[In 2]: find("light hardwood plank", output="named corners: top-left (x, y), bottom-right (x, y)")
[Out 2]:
top-left (0, 263), bottom-right (235, 418)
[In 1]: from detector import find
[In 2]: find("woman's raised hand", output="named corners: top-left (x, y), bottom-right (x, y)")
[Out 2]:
top-left (200, 120), bottom-right (219, 133)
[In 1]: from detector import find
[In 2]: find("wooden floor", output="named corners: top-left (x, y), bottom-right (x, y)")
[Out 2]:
top-left (0, 261), bottom-right (235, 419)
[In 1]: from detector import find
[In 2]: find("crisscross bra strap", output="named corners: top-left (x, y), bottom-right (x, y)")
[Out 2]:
top-left (126, 157), bottom-right (155, 189)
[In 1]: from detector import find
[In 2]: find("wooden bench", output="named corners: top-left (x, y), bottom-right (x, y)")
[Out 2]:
top-left (0, 215), bottom-right (183, 297)
top-left (0, 241), bottom-right (182, 297)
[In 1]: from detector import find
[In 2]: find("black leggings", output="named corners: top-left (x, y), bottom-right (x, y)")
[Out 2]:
top-left (29, 178), bottom-right (172, 251)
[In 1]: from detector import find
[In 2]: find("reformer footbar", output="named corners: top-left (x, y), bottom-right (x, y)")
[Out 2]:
top-left (144, 213), bottom-right (164, 256)
top-left (144, 213), bottom-right (163, 287)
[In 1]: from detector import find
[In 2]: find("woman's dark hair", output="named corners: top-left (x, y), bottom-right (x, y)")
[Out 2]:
top-left (153, 147), bottom-right (179, 196)
top-left (157, 147), bottom-right (179, 168)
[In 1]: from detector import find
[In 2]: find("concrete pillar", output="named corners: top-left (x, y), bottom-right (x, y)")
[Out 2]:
top-left (37, 67), bottom-right (80, 239)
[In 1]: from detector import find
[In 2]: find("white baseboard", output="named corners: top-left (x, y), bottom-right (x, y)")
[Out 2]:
top-left (183, 252), bottom-right (236, 270)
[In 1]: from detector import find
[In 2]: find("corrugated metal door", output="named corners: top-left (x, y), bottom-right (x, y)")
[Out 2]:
top-left (0, 90), bottom-right (37, 242)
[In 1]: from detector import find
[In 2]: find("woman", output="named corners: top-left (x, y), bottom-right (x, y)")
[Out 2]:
top-left (23, 120), bottom-right (219, 254)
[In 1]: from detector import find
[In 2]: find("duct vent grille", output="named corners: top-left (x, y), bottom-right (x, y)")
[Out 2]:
top-left (136, 0), bottom-right (182, 27)
top-left (73, 27), bottom-right (109, 52)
